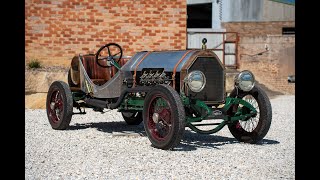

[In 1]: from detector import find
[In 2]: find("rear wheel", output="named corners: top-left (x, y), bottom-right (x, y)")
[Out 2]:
top-left (143, 84), bottom-right (185, 150)
top-left (46, 81), bottom-right (73, 130)
top-left (121, 112), bottom-right (143, 125)
top-left (228, 85), bottom-right (272, 143)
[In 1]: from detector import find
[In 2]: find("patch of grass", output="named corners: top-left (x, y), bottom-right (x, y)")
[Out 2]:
top-left (27, 59), bottom-right (42, 69)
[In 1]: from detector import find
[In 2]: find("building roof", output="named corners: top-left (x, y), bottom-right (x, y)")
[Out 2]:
top-left (269, 0), bottom-right (295, 5)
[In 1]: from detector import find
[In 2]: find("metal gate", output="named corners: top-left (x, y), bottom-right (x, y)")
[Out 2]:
top-left (187, 31), bottom-right (239, 68)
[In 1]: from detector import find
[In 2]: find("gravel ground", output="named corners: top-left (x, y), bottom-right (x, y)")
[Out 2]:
top-left (25, 95), bottom-right (295, 179)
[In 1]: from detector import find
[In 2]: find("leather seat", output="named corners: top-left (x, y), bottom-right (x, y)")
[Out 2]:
top-left (70, 54), bottom-right (122, 87)
top-left (80, 55), bottom-right (112, 85)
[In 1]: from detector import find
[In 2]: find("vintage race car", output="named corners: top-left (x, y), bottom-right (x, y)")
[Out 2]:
top-left (46, 40), bottom-right (272, 150)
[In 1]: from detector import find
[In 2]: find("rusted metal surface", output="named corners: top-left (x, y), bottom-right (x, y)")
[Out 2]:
top-left (180, 50), bottom-right (222, 82)
top-left (134, 51), bottom-right (190, 71)
top-left (122, 49), bottom-right (225, 95)
top-left (172, 50), bottom-right (195, 89)
top-left (180, 50), bottom-right (225, 104)
top-left (128, 50), bottom-right (198, 87)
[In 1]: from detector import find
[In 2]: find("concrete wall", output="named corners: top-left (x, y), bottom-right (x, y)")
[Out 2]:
top-left (262, 0), bottom-right (295, 21)
top-left (222, 21), bottom-right (295, 37)
top-left (25, 69), bottom-right (68, 93)
top-left (222, 0), bottom-right (294, 22)
top-left (238, 35), bottom-right (295, 94)
top-left (25, 68), bottom-right (68, 109)
top-left (25, 0), bottom-right (187, 67)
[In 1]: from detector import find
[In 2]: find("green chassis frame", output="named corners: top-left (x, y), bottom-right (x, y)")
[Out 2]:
top-left (117, 93), bottom-right (257, 134)
top-left (73, 60), bottom-right (257, 134)
top-left (73, 90), bottom-right (257, 135)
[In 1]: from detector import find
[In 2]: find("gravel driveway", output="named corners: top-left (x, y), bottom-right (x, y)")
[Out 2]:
top-left (25, 95), bottom-right (295, 179)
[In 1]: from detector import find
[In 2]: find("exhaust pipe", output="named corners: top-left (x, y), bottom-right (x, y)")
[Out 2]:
top-left (84, 98), bottom-right (107, 109)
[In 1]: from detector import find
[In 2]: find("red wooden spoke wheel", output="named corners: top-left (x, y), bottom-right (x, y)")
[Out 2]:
top-left (143, 84), bottom-right (185, 150)
top-left (46, 81), bottom-right (73, 130)
top-left (147, 95), bottom-right (172, 140)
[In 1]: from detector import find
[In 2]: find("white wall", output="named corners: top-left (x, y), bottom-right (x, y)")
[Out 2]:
top-left (222, 0), bottom-right (263, 22)
top-left (188, 0), bottom-right (295, 23)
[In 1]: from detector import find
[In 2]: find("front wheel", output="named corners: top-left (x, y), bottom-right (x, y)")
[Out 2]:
top-left (143, 84), bottom-right (186, 150)
top-left (228, 85), bottom-right (272, 143)
top-left (46, 81), bottom-right (73, 130)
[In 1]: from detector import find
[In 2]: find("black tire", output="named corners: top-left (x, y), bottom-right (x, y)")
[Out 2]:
top-left (46, 81), bottom-right (73, 130)
top-left (143, 84), bottom-right (185, 150)
top-left (67, 68), bottom-right (77, 87)
top-left (121, 112), bottom-right (143, 125)
top-left (227, 85), bottom-right (272, 143)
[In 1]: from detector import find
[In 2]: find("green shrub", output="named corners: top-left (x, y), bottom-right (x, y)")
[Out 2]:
top-left (27, 59), bottom-right (42, 69)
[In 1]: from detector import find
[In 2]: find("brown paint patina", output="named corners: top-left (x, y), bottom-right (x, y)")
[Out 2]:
top-left (171, 50), bottom-right (195, 89)
top-left (133, 52), bottom-right (152, 87)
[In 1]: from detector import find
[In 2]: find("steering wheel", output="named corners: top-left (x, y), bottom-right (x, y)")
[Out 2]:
top-left (95, 43), bottom-right (123, 68)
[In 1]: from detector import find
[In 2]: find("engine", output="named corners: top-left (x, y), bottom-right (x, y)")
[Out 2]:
top-left (121, 50), bottom-right (226, 104)
top-left (139, 68), bottom-right (171, 86)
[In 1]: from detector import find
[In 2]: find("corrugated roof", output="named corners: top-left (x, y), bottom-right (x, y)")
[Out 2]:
top-left (269, 0), bottom-right (295, 5)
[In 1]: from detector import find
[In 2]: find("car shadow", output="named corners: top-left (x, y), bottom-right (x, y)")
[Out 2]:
top-left (68, 121), bottom-right (146, 136)
top-left (174, 131), bottom-right (280, 151)
top-left (68, 121), bottom-right (279, 151)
